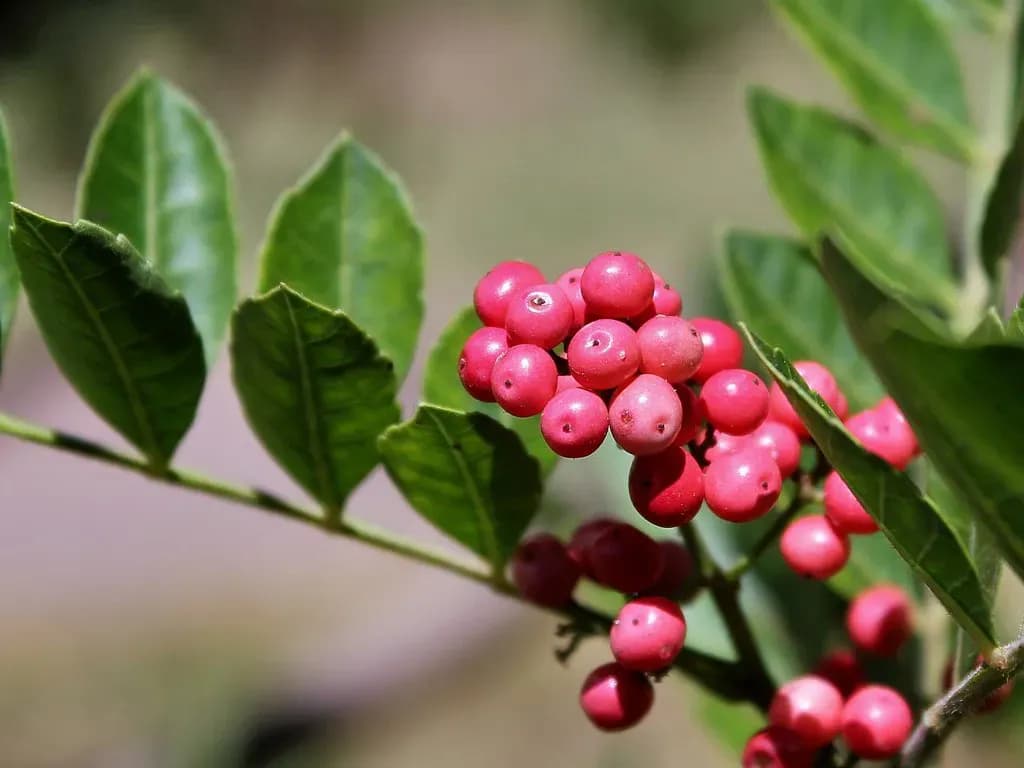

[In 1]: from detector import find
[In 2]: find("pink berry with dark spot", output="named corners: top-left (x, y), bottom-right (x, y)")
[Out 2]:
top-left (556, 267), bottom-right (588, 334)
top-left (824, 471), bottom-right (878, 535)
top-left (473, 260), bottom-right (546, 327)
top-left (636, 315), bottom-right (704, 383)
top-left (814, 649), bottom-right (866, 698)
top-left (588, 523), bottom-right (665, 593)
top-left (504, 282), bottom-right (574, 349)
top-left (580, 251), bottom-right (655, 319)
top-left (875, 397), bottom-right (919, 457)
top-left (628, 446), bottom-right (704, 527)
top-left (690, 317), bottom-right (744, 383)
top-left (540, 388), bottom-right (609, 458)
top-left (769, 675), bottom-right (844, 749)
top-left (780, 515), bottom-right (851, 580)
top-left (700, 368), bottom-right (770, 435)
top-left (704, 448), bottom-right (782, 523)
top-left (845, 408), bottom-right (916, 470)
top-left (743, 727), bottom-right (815, 768)
top-left (610, 596), bottom-right (687, 671)
top-left (490, 344), bottom-right (558, 417)
top-left (846, 585), bottom-right (913, 657)
top-left (579, 662), bottom-right (654, 732)
top-left (652, 272), bottom-right (682, 316)
top-left (609, 374), bottom-right (683, 455)
top-left (841, 685), bottom-right (913, 760)
top-left (769, 361), bottom-right (843, 439)
top-left (646, 540), bottom-right (696, 600)
top-left (511, 533), bottom-right (581, 607)
top-left (567, 319), bottom-right (641, 390)
top-left (458, 326), bottom-right (508, 402)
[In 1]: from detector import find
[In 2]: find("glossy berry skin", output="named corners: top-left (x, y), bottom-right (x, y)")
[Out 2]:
top-left (580, 251), bottom-right (655, 319)
top-left (769, 361), bottom-right (843, 438)
top-left (769, 675), bottom-right (844, 749)
top-left (704, 448), bottom-right (782, 523)
top-left (567, 319), bottom-right (641, 390)
top-left (780, 515), bottom-right (851, 580)
top-left (579, 662), bottom-right (654, 732)
top-left (609, 374), bottom-right (683, 455)
top-left (875, 397), bottom-right (920, 457)
top-left (490, 345), bottom-right (558, 417)
top-left (458, 326), bottom-right (509, 402)
top-left (742, 727), bottom-right (814, 768)
top-left (690, 317), bottom-right (744, 383)
top-left (841, 685), bottom-right (913, 760)
top-left (556, 374), bottom-right (582, 393)
top-left (646, 540), bottom-right (695, 600)
top-left (511, 533), bottom-right (581, 607)
top-left (636, 315), bottom-right (704, 383)
top-left (672, 385), bottom-right (705, 446)
top-left (540, 388), bottom-right (609, 458)
top-left (823, 471), bottom-right (878, 535)
top-left (504, 283), bottom-right (574, 349)
top-left (474, 260), bottom-right (546, 328)
top-left (588, 523), bottom-right (665, 593)
top-left (610, 596), bottom-right (687, 671)
top-left (567, 517), bottom-right (619, 576)
top-left (651, 273), bottom-right (682, 316)
top-left (814, 649), bottom-right (865, 698)
top-left (628, 447), bottom-right (704, 527)
top-left (700, 368), bottom-right (770, 435)
top-left (555, 267), bottom-right (587, 334)
top-left (846, 585), bottom-right (913, 657)
top-left (748, 420), bottom-right (802, 478)
top-left (845, 409), bottom-right (916, 470)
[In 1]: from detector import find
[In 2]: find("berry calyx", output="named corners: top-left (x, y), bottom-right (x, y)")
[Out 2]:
top-left (609, 374), bottom-right (683, 455)
top-left (490, 344), bottom-right (558, 417)
top-left (768, 674), bottom-right (844, 749)
top-left (704, 448), bottom-right (782, 523)
top-left (628, 446), bottom-right (704, 527)
top-left (610, 596), bottom-right (688, 672)
top-left (700, 368), bottom-right (770, 436)
top-left (540, 387), bottom-right (609, 458)
top-left (504, 282), bottom-right (574, 349)
top-left (635, 315), bottom-right (703, 383)
top-left (813, 649), bottom-right (865, 698)
top-left (579, 662), bottom-right (655, 732)
top-left (823, 471), bottom-right (878, 535)
top-left (780, 515), bottom-right (851, 580)
top-left (458, 326), bottom-right (509, 402)
top-left (690, 317), bottom-right (743, 384)
top-left (555, 267), bottom-right (587, 334)
top-left (473, 260), bottom-right (546, 328)
top-left (846, 585), bottom-right (913, 657)
top-left (841, 685), bottom-right (913, 760)
top-left (511, 533), bottom-right (581, 607)
top-left (580, 251), bottom-right (655, 319)
top-left (567, 318), bottom-right (641, 390)
top-left (587, 522), bottom-right (665, 594)
top-left (768, 361), bottom-right (843, 439)
top-left (742, 727), bottom-right (814, 768)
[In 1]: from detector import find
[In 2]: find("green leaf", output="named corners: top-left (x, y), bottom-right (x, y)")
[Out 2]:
top-left (772, 0), bottom-right (975, 160)
top-left (980, 116), bottom-right (1024, 277)
top-left (378, 405), bottom-right (542, 568)
top-left (744, 325), bottom-right (997, 649)
top-left (231, 285), bottom-right (400, 513)
top-left (719, 229), bottom-right (883, 409)
top-left (258, 136), bottom-right (424, 383)
top-left (77, 71), bottom-right (237, 365)
top-left (747, 88), bottom-right (957, 310)
top-left (925, 0), bottom-right (1006, 32)
top-left (423, 306), bottom-right (558, 476)
top-left (820, 238), bottom-right (1024, 592)
top-left (0, 110), bottom-right (15, 356)
top-left (10, 206), bottom-right (205, 465)
top-left (966, 307), bottom-right (1008, 343)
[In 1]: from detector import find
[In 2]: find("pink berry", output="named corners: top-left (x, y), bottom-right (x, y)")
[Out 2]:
top-left (473, 260), bottom-right (546, 327)
top-left (504, 283), bottom-right (574, 349)
top-left (588, 523), bottom-right (665, 593)
top-left (768, 361), bottom-right (843, 438)
top-left (874, 397), bottom-right (920, 457)
top-left (814, 649), bottom-right (865, 698)
top-left (556, 374), bottom-right (583, 393)
top-left (672, 385), bottom-right (705, 446)
top-left (769, 674), bottom-right (844, 749)
top-left (628, 446), bottom-right (704, 527)
top-left (748, 420), bottom-right (802, 478)
top-left (690, 317), bottom-right (743, 383)
top-left (610, 596), bottom-right (687, 671)
top-left (567, 319), bottom-right (641, 390)
top-left (458, 326), bottom-right (508, 402)
top-left (845, 409), bottom-right (915, 470)
top-left (540, 388), bottom-right (609, 458)
top-left (651, 273), bottom-right (682, 316)
top-left (511, 533), bottom-right (581, 607)
top-left (704, 448), bottom-right (782, 523)
top-left (580, 250), bottom-right (655, 319)
top-left (609, 374), bottom-right (683, 455)
top-left (704, 430), bottom-right (746, 463)
top-left (835, 392), bottom-right (849, 420)
top-left (846, 585), bottom-right (913, 657)
top-left (579, 662), bottom-right (654, 732)
top-left (700, 368), bottom-right (770, 435)
top-left (635, 315), bottom-right (704, 383)
top-left (742, 727), bottom-right (815, 768)
top-left (780, 515), bottom-right (851, 580)
top-left (567, 517), bottom-right (619, 576)
top-left (645, 540), bottom-right (695, 600)
top-left (841, 685), bottom-right (913, 759)
top-left (555, 267), bottom-right (588, 334)
top-left (823, 471), bottom-right (878, 535)
top-left (490, 344), bottom-right (558, 417)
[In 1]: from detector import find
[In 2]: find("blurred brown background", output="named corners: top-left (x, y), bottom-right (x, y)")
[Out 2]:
top-left (0, 1), bottom-right (1019, 766)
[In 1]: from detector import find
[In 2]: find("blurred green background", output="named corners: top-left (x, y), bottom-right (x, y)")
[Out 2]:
top-left (0, 1), bottom-right (1020, 766)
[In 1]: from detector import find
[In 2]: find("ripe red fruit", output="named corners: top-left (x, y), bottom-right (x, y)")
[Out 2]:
top-left (844, 408), bottom-right (916, 470)
top-left (690, 317), bottom-right (743, 383)
top-left (540, 387), bottom-right (609, 458)
top-left (567, 318), bottom-right (641, 390)
top-left (567, 517), bottom-right (619, 576)
top-left (556, 374), bottom-right (582, 393)
top-left (814, 649), bottom-right (865, 698)
top-left (841, 685), bottom-right (913, 760)
top-left (742, 727), bottom-right (814, 768)
top-left (458, 326), bottom-right (508, 402)
top-left (672, 385), bottom-right (705, 446)
top-left (874, 396), bottom-right (919, 457)
top-left (490, 344), bottom-right (558, 417)
top-left (579, 662), bottom-right (655, 731)
top-left (610, 596), bottom-right (687, 672)
top-left (700, 368), bottom-right (770, 435)
top-left (823, 471), bottom-right (878, 535)
top-left (704, 448), bottom-right (782, 523)
top-left (588, 523), bottom-right (665, 593)
top-left (846, 585), bottom-right (913, 657)
top-left (780, 515), bottom-right (851, 580)
top-left (511, 533), bottom-right (581, 607)
top-left (768, 361), bottom-right (843, 438)
top-left (580, 251), bottom-right (655, 319)
top-left (646, 540), bottom-right (695, 600)
top-left (609, 374), bottom-right (683, 455)
top-left (748, 420), bottom-right (802, 478)
top-left (651, 272), bottom-right (682, 316)
top-left (555, 267), bottom-right (587, 334)
top-left (769, 674), bottom-right (844, 749)
top-left (474, 260), bottom-right (546, 328)
top-left (635, 315), bottom-right (703, 383)
top-left (628, 446), bottom-right (704, 527)
top-left (504, 283), bottom-right (574, 349)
